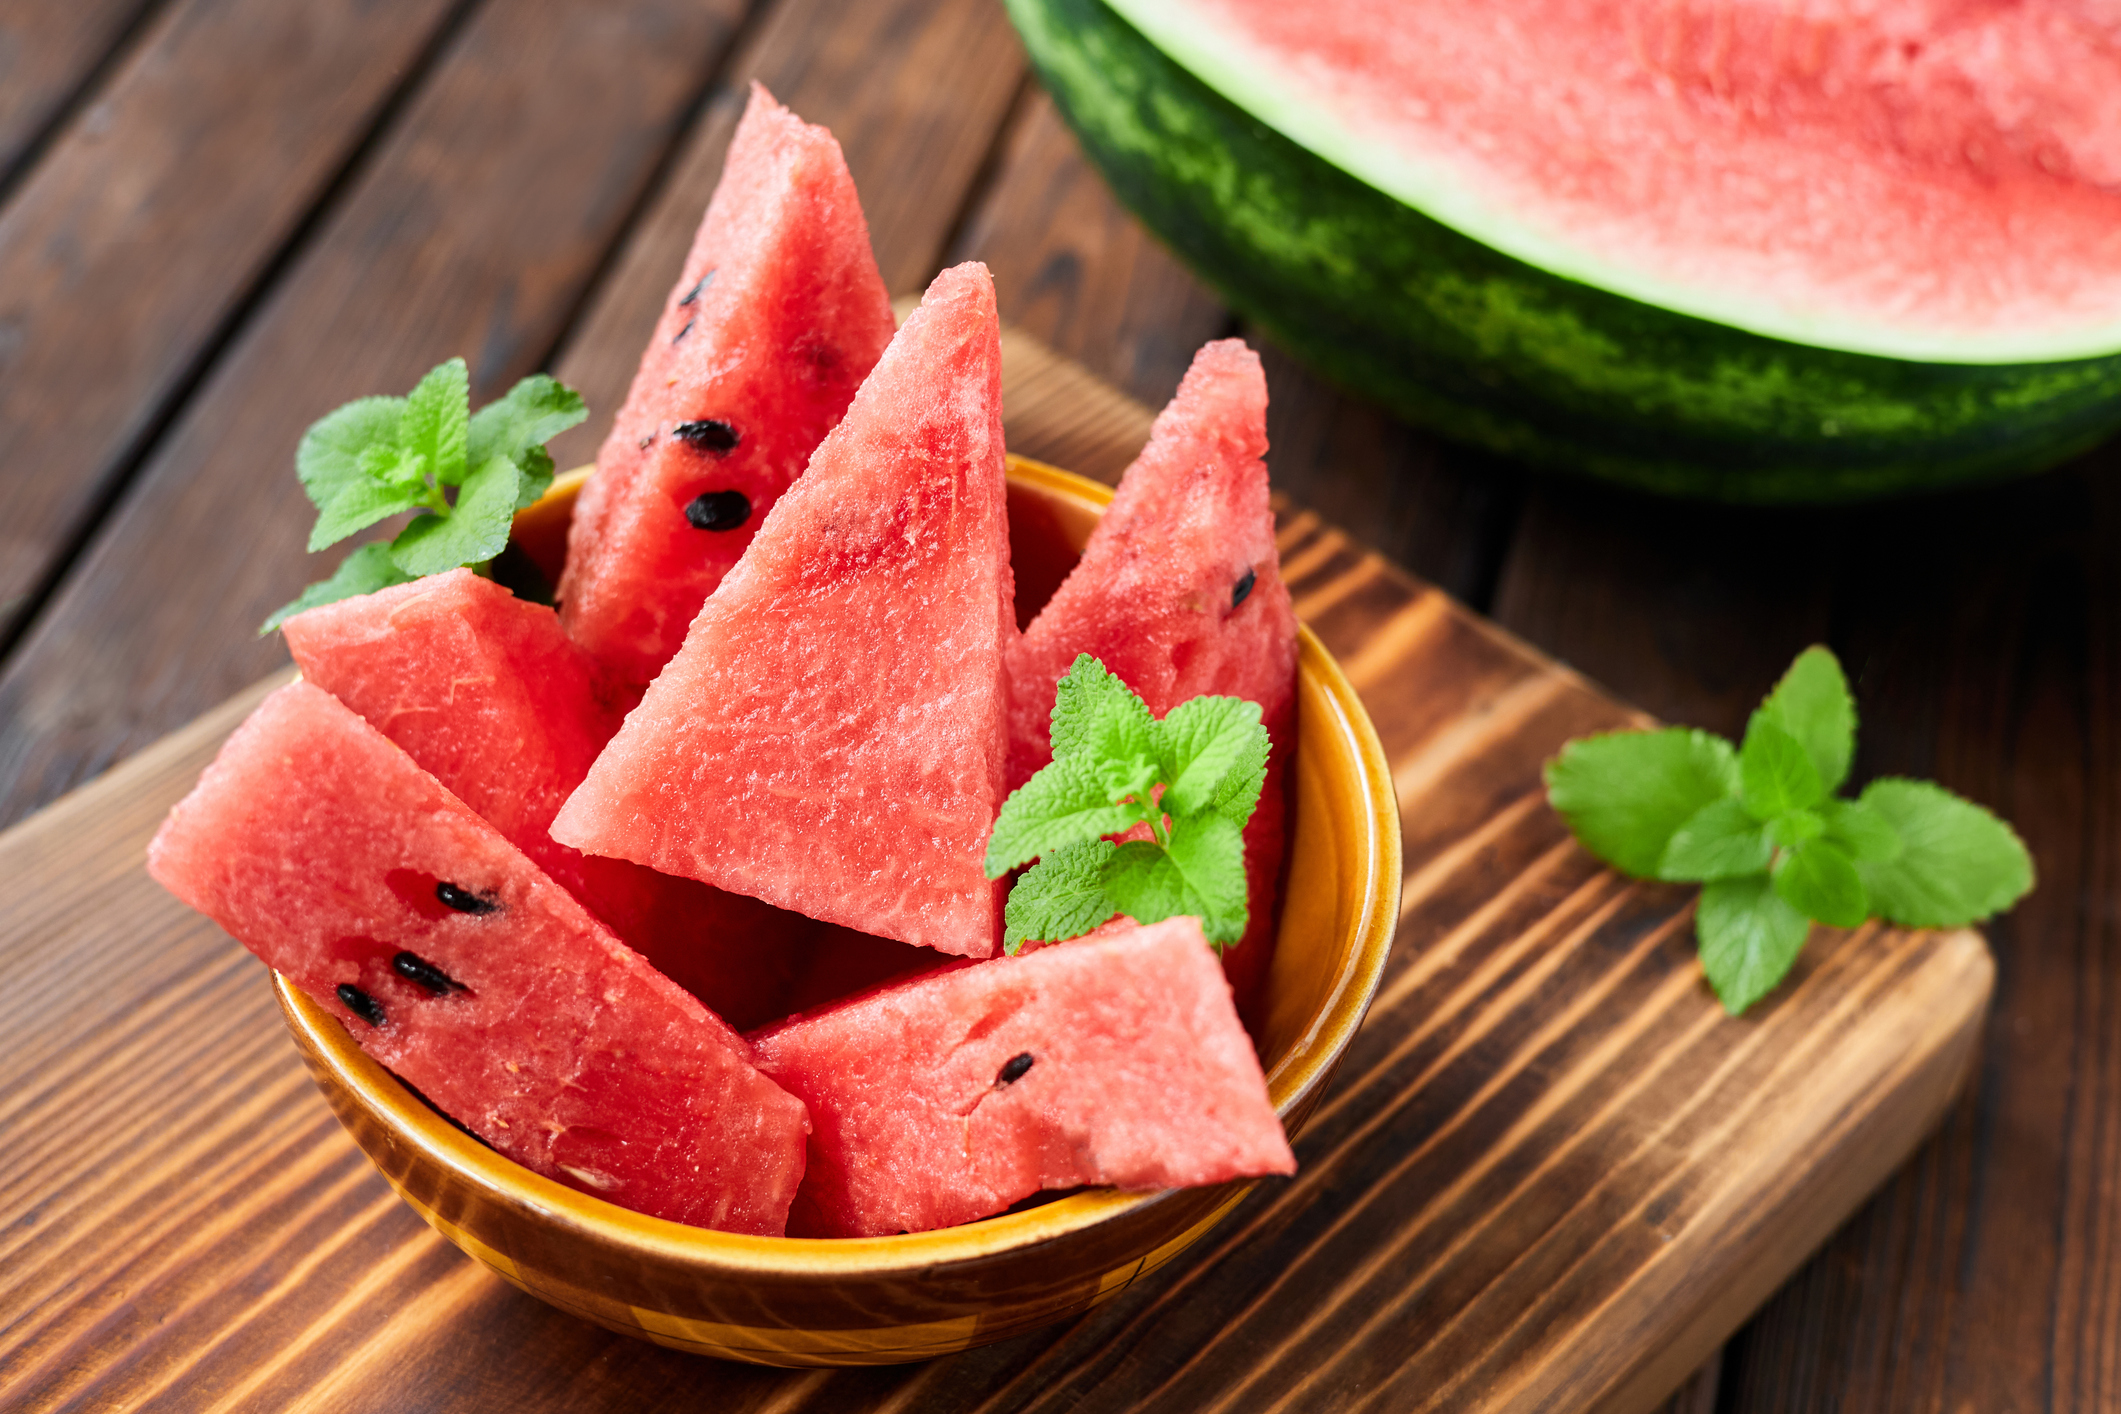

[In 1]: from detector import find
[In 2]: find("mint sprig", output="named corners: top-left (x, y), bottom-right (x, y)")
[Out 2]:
top-left (985, 655), bottom-right (1267, 953)
top-left (262, 359), bottom-right (586, 631)
top-left (1546, 646), bottom-right (2033, 1015)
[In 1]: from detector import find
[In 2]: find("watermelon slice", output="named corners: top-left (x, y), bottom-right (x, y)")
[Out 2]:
top-left (553, 262), bottom-right (1015, 958)
top-left (1006, 339), bottom-right (1296, 1020)
top-left (283, 569), bottom-right (802, 1029)
top-left (558, 82), bottom-right (896, 683)
top-left (147, 681), bottom-right (811, 1234)
top-left (751, 914), bottom-right (1294, 1238)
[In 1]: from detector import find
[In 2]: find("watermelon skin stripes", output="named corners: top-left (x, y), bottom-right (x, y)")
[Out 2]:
top-left (559, 83), bottom-right (896, 682)
top-left (751, 916), bottom-right (1294, 1237)
top-left (148, 681), bottom-right (811, 1234)
top-left (555, 263), bottom-right (1015, 958)
top-left (1006, 0), bottom-right (2121, 501)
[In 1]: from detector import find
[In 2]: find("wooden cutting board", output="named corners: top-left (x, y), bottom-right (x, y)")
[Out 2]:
top-left (0, 329), bottom-right (1991, 1414)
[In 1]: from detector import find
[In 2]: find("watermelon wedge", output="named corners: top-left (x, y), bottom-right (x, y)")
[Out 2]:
top-left (553, 262), bottom-right (1015, 958)
top-left (751, 915), bottom-right (1294, 1238)
top-left (1006, 340), bottom-right (1296, 1020)
top-left (558, 83), bottom-right (896, 682)
top-left (283, 570), bottom-right (803, 1029)
top-left (147, 682), bottom-right (811, 1234)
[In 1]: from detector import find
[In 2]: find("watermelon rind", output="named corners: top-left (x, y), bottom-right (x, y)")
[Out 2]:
top-left (1005, 0), bottom-right (2121, 502)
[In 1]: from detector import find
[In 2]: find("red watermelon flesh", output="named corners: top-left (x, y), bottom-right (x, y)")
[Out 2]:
top-left (558, 82), bottom-right (896, 685)
top-left (146, 681), bottom-right (810, 1234)
top-left (553, 262), bottom-right (1014, 958)
top-left (750, 915), bottom-right (1294, 1238)
top-left (1005, 339), bottom-right (1296, 1021)
top-left (283, 569), bottom-right (803, 1029)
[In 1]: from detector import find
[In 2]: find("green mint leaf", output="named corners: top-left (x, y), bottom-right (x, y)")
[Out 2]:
top-left (1658, 798), bottom-right (1772, 882)
top-left (1048, 654), bottom-right (1160, 769)
top-left (1853, 778), bottom-right (2034, 928)
top-left (307, 449), bottom-right (430, 552)
top-left (259, 542), bottom-right (414, 634)
top-left (468, 373), bottom-right (587, 490)
top-left (400, 358), bottom-right (470, 488)
top-left (1759, 646), bottom-right (1856, 793)
top-left (388, 453), bottom-right (518, 577)
top-left (513, 444), bottom-right (557, 511)
top-left (296, 396), bottom-right (404, 513)
top-left (1697, 874), bottom-right (1813, 1015)
top-left (1094, 753), bottom-right (1159, 805)
top-left (1771, 838), bottom-right (1869, 928)
top-left (1159, 811), bottom-right (1249, 946)
top-left (1545, 727), bottom-right (1739, 877)
top-left (1159, 695), bottom-right (1268, 820)
top-left (1765, 809), bottom-right (1825, 847)
top-left (1739, 712), bottom-right (1826, 818)
top-left (1819, 798), bottom-right (1901, 863)
top-left (1101, 841), bottom-right (1195, 932)
top-left (984, 756), bottom-right (1153, 878)
top-left (1002, 839), bottom-right (1117, 954)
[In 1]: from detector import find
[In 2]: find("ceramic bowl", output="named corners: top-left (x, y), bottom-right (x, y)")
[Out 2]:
top-left (275, 456), bottom-right (1402, 1366)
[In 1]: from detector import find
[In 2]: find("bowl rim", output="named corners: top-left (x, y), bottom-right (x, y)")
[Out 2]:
top-left (275, 454), bottom-right (1401, 1277)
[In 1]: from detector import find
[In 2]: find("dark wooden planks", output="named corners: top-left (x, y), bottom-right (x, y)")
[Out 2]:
top-left (545, 0), bottom-right (1029, 475)
top-left (0, 0), bottom-right (754, 831)
top-left (0, 0), bottom-right (466, 648)
top-left (0, 0), bottom-right (158, 183)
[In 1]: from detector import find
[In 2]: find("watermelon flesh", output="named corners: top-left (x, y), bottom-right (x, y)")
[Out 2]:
top-left (283, 569), bottom-right (803, 1029)
top-left (750, 915), bottom-right (1294, 1237)
top-left (553, 262), bottom-right (1015, 958)
top-left (558, 82), bottom-right (896, 685)
top-left (147, 682), bottom-right (811, 1234)
top-left (1007, 339), bottom-right (1296, 1021)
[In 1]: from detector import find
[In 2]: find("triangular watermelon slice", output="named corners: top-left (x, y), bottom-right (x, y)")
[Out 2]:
top-left (147, 682), bottom-right (811, 1234)
top-left (553, 263), bottom-right (1015, 957)
top-left (282, 569), bottom-right (809, 1028)
top-left (750, 915), bottom-right (1295, 1237)
top-left (558, 82), bottom-right (896, 685)
top-left (1005, 340), bottom-right (1298, 1021)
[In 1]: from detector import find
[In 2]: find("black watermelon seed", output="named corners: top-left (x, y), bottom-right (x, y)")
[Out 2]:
top-left (685, 489), bottom-right (751, 532)
top-left (677, 269), bottom-right (716, 306)
top-left (996, 1052), bottom-right (1035, 1086)
top-left (672, 316), bottom-right (695, 344)
top-left (435, 881), bottom-right (499, 915)
top-left (393, 951), bottom-right (462, 995)
top-left (1232, 568), bottom-right (1257, 609)
top-left (337, 984), bottom-right (386, 1027)
top-left (673, 418), bottom-right (740, 454)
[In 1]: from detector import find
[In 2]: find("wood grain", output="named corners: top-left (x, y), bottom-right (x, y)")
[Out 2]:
top-left (0, 0), bottom-right (156, 182)
top-left (0, 0), bottom-right (752, 830)
top-left (0, 326), bottom-right (1991, 1413)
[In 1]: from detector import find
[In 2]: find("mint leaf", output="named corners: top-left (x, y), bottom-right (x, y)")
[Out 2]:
top-left (469, 373), bottom-right (586, 506)
top-left (1772, 838), bottom-right (1868, 928)
top-left (1102, 842), bottom-right (1194, 932)
top-left (1820, 798), bottom-right (1900, 862)
top-left (401, 358), bottom-right (470, 487)
top-left (389, 452), bottom-right (519, 577)
top-left (1739, 712), bottom-right (1825, 818)
top-left (1159, 695), bottom-right (1267, 820)
top-left (1759, 646), bottom-right (1856, 793)
top-left (1161, 811), bottom-right (1249, 946)
top-left (1854, 778), bottom-right (2034, 928)
top-left (1003, 839), bottom-right (1117, 954)
top-left (1048, 654), bottom-right (1160, 769)
top-left (1545, 728), bottom-right (1739, 877)
top-left (1765, 809), bottom-right (1825, 847)
top-left (297, 396), bottom-right (405, 514)
top-left (307, 457), bottom-right (427, 552)
top-left (260, 541), bottom-right (414, 634)
top-left (1697, 874), bottom-right (1813, 1014)
top-left (1659, 798), bottom-right (1772, 881)
top-left (984, 756), bottom-right (1152, 878)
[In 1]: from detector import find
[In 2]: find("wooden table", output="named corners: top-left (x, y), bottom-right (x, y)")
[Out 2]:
top-left (1, 1), bottom-right (2113, 1409)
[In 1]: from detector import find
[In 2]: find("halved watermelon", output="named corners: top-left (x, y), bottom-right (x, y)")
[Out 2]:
top-left (558, 83), bottom-right (896, 682)
top-left (147, 681), bottom-right (811, 1234)
top-left (283, 569), bottom-right (802, 1029)
top-left (1006, 340), bottom-right (1296, 1021)
top-left (750, 915), bottom-right (1294, 1237)
top-left (553, 263), bottom-right (1015, 957)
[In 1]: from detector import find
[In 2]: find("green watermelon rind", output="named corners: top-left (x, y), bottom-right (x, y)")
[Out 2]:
top-left (1004, 0), bottom-right (2121, 503)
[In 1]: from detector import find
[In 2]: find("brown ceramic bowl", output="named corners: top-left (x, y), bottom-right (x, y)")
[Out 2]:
top-left (274, 457), bottom-right (1402, 1366)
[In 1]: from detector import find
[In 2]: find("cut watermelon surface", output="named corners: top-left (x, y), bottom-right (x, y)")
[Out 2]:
top-left (558, 82), bottom-right (896, 684)
top-left (147, 682), bottom-right (810, 1234)
top-left (1007, 340), bottom-right (1296, 1021)
top-left (751, 915), bottom-right (1294, 1237)
top-left (553, 263), bottom-right (1015, 958)
top-left (283, 570), bottom-right (803, 1029)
